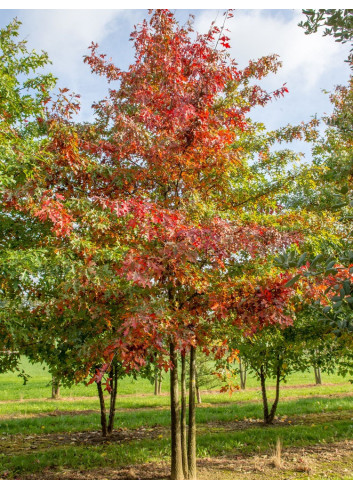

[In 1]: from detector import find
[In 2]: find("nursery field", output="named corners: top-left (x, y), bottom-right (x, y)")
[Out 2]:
top-left (1, 359), bottom-right (353, 480)
top-left (3, 5), bottom-right (353, 482)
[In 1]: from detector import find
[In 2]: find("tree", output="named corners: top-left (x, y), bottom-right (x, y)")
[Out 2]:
top-left (78, 8), bottom-right (306, 478)
top-left (193, 351), bottom-right (219, 403)
top-left (0, 18), bottom-right (55, 375)
top-left (239, 327), bottom-right (300, 424)
top-left (238, 356), bottom-right (247, 390)
top-left (213, 271), bottom-right (299, 424)
top-left (275, 72), bottom-right (353, 338)
top-left (299, 10), bottom-right (353, 61)
top-left (0, 21), bottom-right (136, 434)
top-left (295, 308), bottom-right (347, 385)
top-left (3, 10), bottom-right (304, 479)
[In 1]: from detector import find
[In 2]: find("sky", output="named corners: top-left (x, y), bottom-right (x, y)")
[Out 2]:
top-left (0, 8), bottom-right (352, 157)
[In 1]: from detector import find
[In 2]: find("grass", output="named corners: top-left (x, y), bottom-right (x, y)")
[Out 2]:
top-left (0, 358), bottom-right (159, 400)
top-left (1, 418), bottom-right (353, 478)
top-left (197, 419), bottom-right (353, 456)
top-left (1, 358), bottom-right (353, 479)
top-left (1, 381), bottom-right (352, 418)
top-left (1, 395), bottom-right (353, 436)
top-left (0, 357), bottom-right (351, 401)
top-left (0, 437), bottom-right (169, 477)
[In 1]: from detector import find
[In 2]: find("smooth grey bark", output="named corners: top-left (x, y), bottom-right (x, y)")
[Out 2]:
top-left (158, 371), bottom-right (162, 395)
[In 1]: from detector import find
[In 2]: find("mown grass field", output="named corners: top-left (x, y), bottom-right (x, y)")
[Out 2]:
top-left (1, 358), bottom-right (353, 480)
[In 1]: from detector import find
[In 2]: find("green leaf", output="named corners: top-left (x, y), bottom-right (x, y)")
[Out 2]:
top-left (326, 260), bottom-right (336, 270)
top-left (284, 274), bottom-right (301, 287)
top-left (297, 252), bottom-right (308, 267)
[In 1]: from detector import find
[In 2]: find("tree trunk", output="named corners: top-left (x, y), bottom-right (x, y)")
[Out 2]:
top-left (51, 376), bottom-right (60, 399)
top-left (260, 364), bottom-right (281, 425)
top-left (259, 366), bottom-right (270, 424)
top-left (188, 346), bottom-right (197, 480)
top-left (107, 363), bottom-right (118, 434)
top-left (96, 380), bottom-right (107, 437)
top-left (268, 365), bottom-right (281, 424)
top-left (158, 371), bottom-right (162, 395)
top-left (154, 369), bottom-right (159, 395)
top-left (195, 365), bottom-right (202, 404)
top-left (180, 353), bottom-right (188, 479)
top-left (314, 366), bottom-right (322, 385)
top-left (239, 356), bottom-right (247, 390)
top-left (317, 367), bottom-right (322, 385)
top-left (170, 342), bottom-right (184, 480)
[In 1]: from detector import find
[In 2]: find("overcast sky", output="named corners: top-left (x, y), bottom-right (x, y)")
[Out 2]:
top-left (0, 8), bottom-right (352, 156)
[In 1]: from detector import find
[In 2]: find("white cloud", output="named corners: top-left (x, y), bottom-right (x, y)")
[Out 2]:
top-left (194, 9), bottom-right (351, 158)
top-left (7, 9), bottom-right (351, 133)
top-left (13, 9), bottom-right (145, 119)
top-left (17, 10), bottom-right (144, 87)
top-left (196, 9), bottom-right (349, 92)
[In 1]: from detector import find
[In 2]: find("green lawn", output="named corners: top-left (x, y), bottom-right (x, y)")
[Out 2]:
top-left (1, 358), bottom-right (353, 479)
top-left (1, 395), bottom-right (353, 436)
top-left (0, 357), bottom-right (351, 401)
top-left (0, 357), bottom-right (159, 400)
top-left (1, 414), bottom-right (352, 479)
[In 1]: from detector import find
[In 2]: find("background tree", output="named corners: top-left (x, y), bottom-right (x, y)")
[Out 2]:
top-left (0, 20), bottom-right (149, 435)
top-left (214, 271), bottom-right (299, 424)
top-left (299, 9), bottom-right (353, 61)
top-left (276, 71), bottom-right (353, 339)
top-left (0, 18), bottom-right (55, 375)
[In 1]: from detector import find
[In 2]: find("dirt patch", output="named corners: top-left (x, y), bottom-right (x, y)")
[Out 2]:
top-left (203, 382), bottom-right (352, 394)
top-left (19, 462), bottom-right (171, 480)
top-left (204, 410), bottom-right (353, 432)
top-left (210, 390), bottom-right (353, 408)
top-left (11, 440), bottom-right (353, 480)
top-left (0, 425), bottom-right (168, 455)
top-left (0, 409), bottom-right (99, 420)
top-left (197, 439), bottom-right (353, 480)
top-left (1, 409), bottom-right (352, 456)
top-left (0, 405), bottom-right (170, 420)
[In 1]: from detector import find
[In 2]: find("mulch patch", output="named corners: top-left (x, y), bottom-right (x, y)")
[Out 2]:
top-left (11, 440), bottom-right (353, 480)
top-left (1, 425), bottom-right (167, 455)
top-left (18, 462), bottom-right (171, 480)
top-left (2, 409), bottom-right (352, 457)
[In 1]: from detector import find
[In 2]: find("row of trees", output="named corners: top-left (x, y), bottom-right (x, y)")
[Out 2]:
top-left (1, 9), bottom-right (353, 479)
